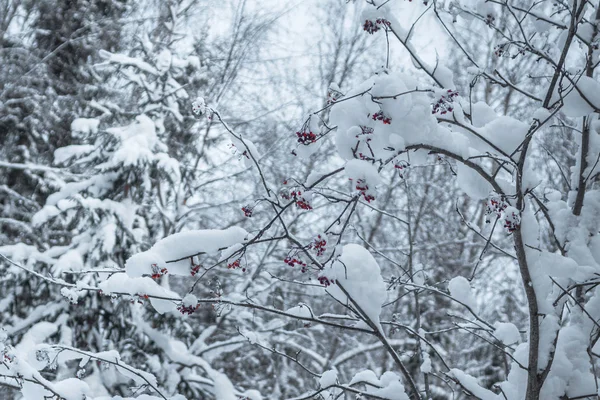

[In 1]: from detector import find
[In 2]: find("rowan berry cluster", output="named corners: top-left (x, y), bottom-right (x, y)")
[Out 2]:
top-left (296, 130), bottom-right (317, 145)
top-left (327, 87), bottom-right (344, 105)
top-left (355, 178), bottom-right (375, 202)
top-left (363, 18), bottom-right (391, 34)
top-left (227, 259), bottom-right (246, 272)
top-left (357, 152), bottom-right (375, 161)
top-left (177, 304), bottom-right (199, 315)
top-left (394, 160), bottom-right (410, 178)
top-left (503, 210), bottom-right (520, 233)
top-left (132, 294), bottom-right (148, 305)
top-left (190, 264), bottom-right (202, 276)
top-left (310, 235), bottom-right (327, 257)
top-left (494, 43), bottom-right (508, 57)
top-left (432, 89), bottom-right (458, 115)
top-left (284, 256), bottom-right (308, 272)
top-left (191, 98), bottom-right (207, 118)
top-left (242, 205), bottom-right (253, 217)
top-left (150, 263), bottom-right (168, 279)
top-left (2, 349), bottom-right (14, 363)
top-left (318, 276), bottom-right (335, 287)
top-left (296, 196), bottom-right (312, 210)
top-left (282, 189), bottom-right (313, 210)
top-left (191, 103), bottom-right (203, 115)
top-left (372, 111), bottom-right (392, 124)
top-left (485, 194), bottom-right (508, 222)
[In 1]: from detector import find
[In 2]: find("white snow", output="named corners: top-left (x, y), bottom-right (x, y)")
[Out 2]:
top-left (321, 244), bottom-right (387, 331)
top-left (420, 349), bottom-right (432, 373)
top-left (448, 276), bottom-right (477, 311)
top-left (106, 115), bottom-right (160, 168)
top-left (478, 116), bottom-right (529, 156)
top-left (432, 64), bottom-right (455, 89)
top-left (471, 102), bottom-right (497, 128)
top-left (450, 369), bottom-right (501, 399)
top-left (345, 159), bottom-right (381, 187)
top-left (192, 97), bottom-right (207, 117)
top-left (155, 49), bottom-right (172, 73)
top-left (52, 378), bottom-right (91, 400)
top-left (319, 369), bottom-right (338, 388)
top-left (560, 76), bottom-right (600, 117)
top-left (371, 381), bottom-right (410, 400)
top-left (457, 160), bottom-right (492, 199)
top-left (349, 369), bottom-right (409, 400)
top-left (126, 227), bottom-right (248, 277)
top-left (135, 318), bottom-right (244, 400)
top-left (182, 293), bottom-right (198, 308)
top-left (70, 118), bottom-right (100, 135)
top-left (349, 370), bottom-right (379, 386)
top-left (98, 274), bottom-right (179, 314)
top-left (285, 304), bottom-right (313, 319)
top-left (53, 145), bottom-right (95, 165)
top-left (493, 322), bottom-right (521, 345)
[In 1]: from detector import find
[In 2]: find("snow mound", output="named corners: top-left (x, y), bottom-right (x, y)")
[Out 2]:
top-left (448, 276), bottom-right (477, 311)
top-left (493, 322), bottom-right (521, 345)
top-left (321, 244), bottom-right (387, 331)
top-left (126, 227), bottom-right (248, 277)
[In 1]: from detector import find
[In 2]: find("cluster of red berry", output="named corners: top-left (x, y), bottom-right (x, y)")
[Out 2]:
top-left (485, 195), bottom-right (508, 222)
top-left (494, 43), bottom-right (508, 57)
top-left (318, 276), bottom-right (336, 287)
top-left (357, 152), bottom-right (374, 161)
top-left (371, 111), bottom-right (392, 124)
top-left (2, 350), bottom-right (13, 363)
top-left (282, 189), bottom-right (312, 210)
top-left (504, 210), bottom-right (520, 233)
top-left (242, 205), bottom-right (253, 217)
top-left (432, 89), bottom-right (458, 115)
top-left (284, 256), bottom-right (307, 273)
top-left (296, 130), bottom-right (317, 145)
top-left (177, 304), bottom-right (200, 315)
top-left (296, 197), bottom-right (312, 210)
top-left (150, 264), bottom-right (168, 279)
top-left (227, 259), bottom-right (247, 272)
top-left (310, 235), bottom-right (327, 257)
top-left (484, 194), bottom-right (520, 232)
top-left (355, 178), bottom-right (375, 202)
top-left (327, 87), bottom-right (343, 105)
top-left (190, 264), bottom-right (202, 276)
top-left (394, 161), bottom-right (410, 178)
top-left (363, 18), bottom-right (391, 34)
top-left (131, 294), bottom-right (149, 305)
